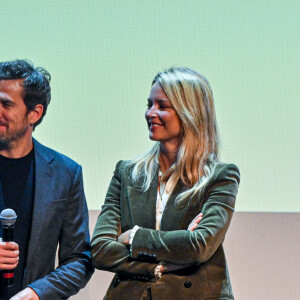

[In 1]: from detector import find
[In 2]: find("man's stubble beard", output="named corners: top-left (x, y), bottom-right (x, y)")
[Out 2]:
top-left (0, 119), bottom-right (30, 151)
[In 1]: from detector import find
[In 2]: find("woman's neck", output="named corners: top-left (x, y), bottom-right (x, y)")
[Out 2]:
top-left (159, 142), bottom-right (179, 173)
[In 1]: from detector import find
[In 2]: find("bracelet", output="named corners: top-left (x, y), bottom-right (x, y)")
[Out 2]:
top-left (154, 262), bottom-right (165, 279)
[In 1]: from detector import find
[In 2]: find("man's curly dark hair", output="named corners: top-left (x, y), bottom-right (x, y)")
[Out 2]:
top-left (0, 59), bottom-right (51, 128)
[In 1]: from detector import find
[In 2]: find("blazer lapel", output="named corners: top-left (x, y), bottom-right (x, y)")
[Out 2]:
top-left (127, 172), bottom-right (158, 229)
top-left (160, 180), bottom-right (187, 231)
top-left (24, 140), bottom-right (55, 284)
top-left (127, 172), bottom-right (199, 231)
top-left (160, 180), bottom-right (201, 231)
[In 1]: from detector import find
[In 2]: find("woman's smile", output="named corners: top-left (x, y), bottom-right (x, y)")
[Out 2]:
top-left (145, 81), bottom-right (182, 144)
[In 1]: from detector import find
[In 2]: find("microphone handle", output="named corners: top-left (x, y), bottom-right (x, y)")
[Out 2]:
top-left (1, 226), bottom-right (14, 287)
top-left (2, 225), bottom-right (13, 242)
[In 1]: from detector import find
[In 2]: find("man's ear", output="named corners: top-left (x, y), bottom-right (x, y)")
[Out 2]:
top-left (28, 104), bottom-right (44, 126)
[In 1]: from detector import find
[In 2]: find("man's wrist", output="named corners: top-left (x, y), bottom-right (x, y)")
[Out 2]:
top-left (9, 287), bottom-right (40, 300)
top-left (27, 287), bottom-right (40, 300)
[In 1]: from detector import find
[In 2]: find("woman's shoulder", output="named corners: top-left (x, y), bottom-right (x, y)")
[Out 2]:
top-left (213, 161), bottom-right (240, 173)
top-left (210, 161), bottom-right (240, 183)
top-left (112, 159), bottom-right (137, 178)
top-left (113, 159), bottom-right (134, 171)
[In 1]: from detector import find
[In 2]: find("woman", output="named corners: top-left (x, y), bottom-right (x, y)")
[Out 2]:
top-left (91, 67), bottom-right (240, 300)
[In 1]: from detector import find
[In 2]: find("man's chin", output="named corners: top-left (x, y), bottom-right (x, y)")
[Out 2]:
top-left (0, 137), bottom-right (11, 151)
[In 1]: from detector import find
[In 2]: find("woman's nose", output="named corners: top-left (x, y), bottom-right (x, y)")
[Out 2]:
top-left (146, 105), bottom-right (157, 118)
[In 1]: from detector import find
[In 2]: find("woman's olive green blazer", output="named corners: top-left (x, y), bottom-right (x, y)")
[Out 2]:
top-left (91, 161), bottom-right (240, 300)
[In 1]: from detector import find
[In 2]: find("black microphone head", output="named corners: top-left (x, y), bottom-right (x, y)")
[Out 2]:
top-left (0, 209), bottom-right (17, 227)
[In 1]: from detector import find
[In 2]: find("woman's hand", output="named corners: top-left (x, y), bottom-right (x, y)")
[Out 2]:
top-left (161, 213), bottom-right (203, 274)
top-left (118, 229), bottom-right (132, 245)
top-left (187, 212), bottom-right (203, 231)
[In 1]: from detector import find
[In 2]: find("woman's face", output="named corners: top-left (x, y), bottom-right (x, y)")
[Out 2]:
top-left (145, 81), bottom-right (182, 146)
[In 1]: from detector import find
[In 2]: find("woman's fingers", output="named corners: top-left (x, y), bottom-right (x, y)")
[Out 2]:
top-left (117, 229), bottom-right (132, 245)
top-left (190, 213), bottom-right (203, 224)
top-left (188, 213), bottom-right (203, 231)
top-left (189, 223), bottom-right (198, 231)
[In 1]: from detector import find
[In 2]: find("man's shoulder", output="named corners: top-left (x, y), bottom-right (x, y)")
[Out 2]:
top-left (33, 139), bottom-right (81, 173)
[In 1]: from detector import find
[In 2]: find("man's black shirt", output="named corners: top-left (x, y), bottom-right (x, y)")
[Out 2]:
top-left (0, 150), bottom-right (34, 299)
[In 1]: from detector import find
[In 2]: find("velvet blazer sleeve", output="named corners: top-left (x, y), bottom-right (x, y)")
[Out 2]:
top-left (91, 161), bottom-right (157, 277)
top-left (131, 163), bottom-right (240, 265)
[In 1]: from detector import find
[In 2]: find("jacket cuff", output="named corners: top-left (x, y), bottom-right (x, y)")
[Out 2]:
top-left (129, 225), bottom-right (141, 248)
top-left (27, 284), bottom-right (41, 300)
top-left (131, 228), bottom-right (158, 263)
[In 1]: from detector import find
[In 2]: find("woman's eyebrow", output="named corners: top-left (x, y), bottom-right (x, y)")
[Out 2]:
top-left (147, 98), bottom-right (169, 103)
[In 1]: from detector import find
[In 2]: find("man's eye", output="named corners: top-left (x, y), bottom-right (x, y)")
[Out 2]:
top-left (3, 102), bottom-right (12, 108)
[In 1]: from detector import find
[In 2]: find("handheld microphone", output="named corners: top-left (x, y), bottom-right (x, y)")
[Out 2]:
top-left (0, 208), bottom-right (17, 287)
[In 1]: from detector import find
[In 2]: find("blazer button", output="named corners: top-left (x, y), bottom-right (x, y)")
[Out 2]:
top-left (184, 280), bottom-right (192, 288)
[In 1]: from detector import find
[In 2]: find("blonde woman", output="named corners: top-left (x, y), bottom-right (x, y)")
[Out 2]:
top-left (91, 67), bottom-right (240, 300)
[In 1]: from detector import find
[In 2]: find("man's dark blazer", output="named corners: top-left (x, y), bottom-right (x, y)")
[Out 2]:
top-left (21, 139), bottom-right (93, 299)
top-left (91, 160), bottom-right (240, 300)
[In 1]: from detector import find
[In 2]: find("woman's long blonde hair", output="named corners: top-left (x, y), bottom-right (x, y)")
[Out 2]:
top-left (126, 67), bottom-right (219, 207)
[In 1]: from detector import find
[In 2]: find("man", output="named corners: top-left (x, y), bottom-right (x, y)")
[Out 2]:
top-left (0, 60), bottom-right (93, 300)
